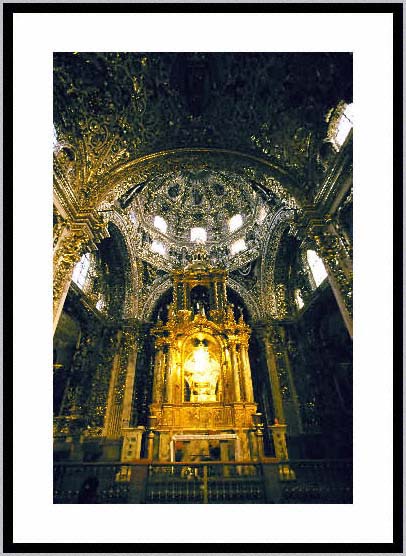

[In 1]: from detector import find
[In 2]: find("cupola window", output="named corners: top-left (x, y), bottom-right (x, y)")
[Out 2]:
top-left (190, 227), bottom-right (207, 243)
top-left (151, 240), bottom-right (166, 256)
top-left (154, 215), bottom-right (167, 234)
top-left (231, 238), bottom-right (247, 255)
top-left (229, 214), bottom-right (243, 233)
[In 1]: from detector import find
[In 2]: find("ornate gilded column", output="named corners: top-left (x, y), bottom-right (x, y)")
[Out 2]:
top-left (170, 348), bottom-right (182, 404)
top-left (53, 207), bottom-right (68, 251)
top-left (103, 330), bottom-right (123, 438)
top-left (173, 278), bottom-right (179, 311)
top-left (229, 340), bottom-right (241, 402)
top-left (55, 318), bottom-right (104, 441)
top-left (165, 346), bottom-right (177, 403)
top-left (222, 281), bottom-right (227, 310)
top-left (183, 282), bottom-right (189, 309)
top-left (53, 218), bottom-right (108, 334)
top-left (53, 227), bottom-right (88, 334)
top-left (221, 348), bottom-right (230, 402)
top-left (310, 217), bottom-right (353, 337)
top-left (213, 280), bottom-right (219, 310)
top-left (121, 323), bottom-right (141, 429)
top-left (104, 329), bottom-right (138, 439)
top-left (239, 339), bottom-right (254, 402)
top-left (276, 327), bottom-right (302, 435)
top-left (84, 326), bottom-right (121, 438)
top-left (259, 326), bottom-right (285, 424)
top-left (152, 340), bottom-right (165, 404)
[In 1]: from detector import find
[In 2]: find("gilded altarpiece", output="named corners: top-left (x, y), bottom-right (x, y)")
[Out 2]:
top-left (148, 250), bottom-right (260, 462)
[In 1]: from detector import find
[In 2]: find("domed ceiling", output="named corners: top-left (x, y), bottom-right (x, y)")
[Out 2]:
top-left (131, 168), bottom-right (261, 252)
top-left (113, 163), bottom-right (280, 271)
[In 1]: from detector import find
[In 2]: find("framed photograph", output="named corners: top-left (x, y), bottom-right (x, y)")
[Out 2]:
top-left (7, 3), bottom-right (401, 552)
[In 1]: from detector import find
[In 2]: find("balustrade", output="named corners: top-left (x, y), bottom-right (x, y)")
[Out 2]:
top-left (53, 459), bottom-right (352, 504)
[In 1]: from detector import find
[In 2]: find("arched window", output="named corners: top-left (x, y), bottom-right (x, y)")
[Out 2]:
top-left (327, 101), bottom-right (353, 152)
top-left (335, 102), bottom-right (353, 149)
top-left (306, 249), bottom-right (328, 288)
top-left (72, 253), bottom-right (91, 289)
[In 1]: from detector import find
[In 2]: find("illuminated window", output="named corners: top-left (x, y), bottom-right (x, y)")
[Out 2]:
top-left (335, 103), bottom-right (353, 149)
top-left (53, 125), bottom-right (59, 150)
top-left (72, 253), bottom-right (91, 289)
top-left (231, 238), bottom-right (246, 255)
top-left (153, 215), bottom-right (167, 234)
top-left (306, 249), bottom-right (328, 287)
top-left (295, 289), bottom-right (304, 310)
top-left (129, 211), bottom-right (137, 225)
top-left (190, 227), bottom-right (207, 243)
top-left (151, 240), bottom-right (166, 256)
top-left (229, 214), bottom-right (243, 233)
top-left (96, 298), bottom-right (106, 312)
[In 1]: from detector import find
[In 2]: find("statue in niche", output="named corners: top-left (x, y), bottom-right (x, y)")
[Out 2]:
top-left (184, 342), bottom-right (220, 402)
top-left (191, 285), bottom-right (210, 316)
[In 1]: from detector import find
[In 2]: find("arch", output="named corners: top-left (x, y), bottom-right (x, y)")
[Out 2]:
top-left (142, 277), bottom-right (173, 320)
top-left (143, 276), bottom-right (260, 323)
top-left (260, 208), bottom-right (295, 319)
top-left (227, 277), bottom-right (261, 321)
top-left (95, 222), bottom-right (129, 319)
top-left (95, 148), bottom-right (303, 209)
top-left (107, 209), bottom-right (141, 318)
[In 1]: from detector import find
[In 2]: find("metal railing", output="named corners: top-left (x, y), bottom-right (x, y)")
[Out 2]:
top-left (53, 459), bottom-right (352, 504)
top-left (145, 462), bottom-right (264, 504)
top-left (276, 459), bottom-right (352, 503)
top-left (54, 462), bottom-right (132, 503)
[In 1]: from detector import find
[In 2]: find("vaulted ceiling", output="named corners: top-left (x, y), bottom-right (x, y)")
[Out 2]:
top-left (54, 52), bottom-right (352, 191)
top-left (54, 52), bottom-right (352, 276)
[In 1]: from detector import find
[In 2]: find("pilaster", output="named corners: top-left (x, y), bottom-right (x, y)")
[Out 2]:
top-left (53, 215), bottom-right (109, 334)
top-left (310, 217), bottom-right (353, 337)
